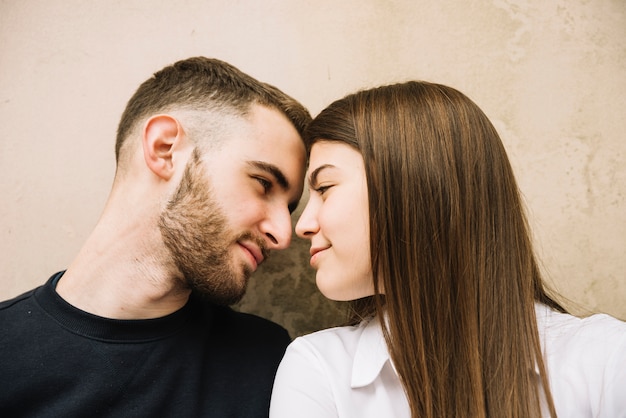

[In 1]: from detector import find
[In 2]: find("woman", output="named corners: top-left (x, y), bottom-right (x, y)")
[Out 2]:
top-left (270, 81), bottom-right (626, 417)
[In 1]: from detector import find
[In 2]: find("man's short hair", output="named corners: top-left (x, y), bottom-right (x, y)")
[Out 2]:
top-left (115, 57), bottom-right (311, 163)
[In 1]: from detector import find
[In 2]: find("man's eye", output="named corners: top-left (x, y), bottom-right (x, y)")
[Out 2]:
top-left (255, 177), bottom-right (272, 192)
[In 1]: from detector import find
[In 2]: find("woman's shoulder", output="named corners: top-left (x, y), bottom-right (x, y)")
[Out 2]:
top-left (536, 304), bottom-right (626, 416)
top-left (537, 304), bottom-right (625, 375)
top-left (536, 303), bottom-right (626, 343)
top-left (285, 316), bottom-right (386, 369)
top-left (291, 317), bottom-right (376, 354)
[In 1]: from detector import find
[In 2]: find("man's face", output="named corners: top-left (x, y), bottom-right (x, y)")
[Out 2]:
top-left (159, 105), bottom-right (306, 305)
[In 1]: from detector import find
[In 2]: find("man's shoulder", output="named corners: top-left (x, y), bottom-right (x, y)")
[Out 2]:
top-left (1, 273), bottom-right (59, 314)
top-left (0, 287), bottom-right (38, 313)
top-left (195, 300), bottom-right (291, 344)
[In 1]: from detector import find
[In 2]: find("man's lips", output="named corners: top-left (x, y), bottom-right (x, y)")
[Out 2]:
top-left (239, 242), bottom-right (265, 270)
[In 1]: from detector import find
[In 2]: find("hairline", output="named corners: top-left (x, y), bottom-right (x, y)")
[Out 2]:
top-left (115, 100), bottom-right (299, 175)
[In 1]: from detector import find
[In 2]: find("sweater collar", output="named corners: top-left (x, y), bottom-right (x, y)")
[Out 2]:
top-left (34, 271), bottom-right (202, 342)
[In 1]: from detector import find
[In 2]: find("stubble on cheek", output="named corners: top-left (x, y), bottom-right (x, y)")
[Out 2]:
top-left (158, 150), bottom-right (249, 305)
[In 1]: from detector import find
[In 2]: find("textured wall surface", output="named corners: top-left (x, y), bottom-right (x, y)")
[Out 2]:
top-left (1, 0), bottom-right (624, 337)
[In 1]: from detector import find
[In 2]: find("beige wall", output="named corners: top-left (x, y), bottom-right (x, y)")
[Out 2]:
top-left (1, 0), bottom-right (625, 335)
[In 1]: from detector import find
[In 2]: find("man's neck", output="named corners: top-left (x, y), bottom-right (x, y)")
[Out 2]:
top-left (55, 224), bottom-right (191, 320)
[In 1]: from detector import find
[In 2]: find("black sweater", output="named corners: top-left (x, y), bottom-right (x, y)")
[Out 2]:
top-left (0, 272), bottom-right (291, 417)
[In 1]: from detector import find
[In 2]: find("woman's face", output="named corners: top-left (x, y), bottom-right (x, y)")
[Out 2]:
top-left (295, 141), bottom-right (375, 301)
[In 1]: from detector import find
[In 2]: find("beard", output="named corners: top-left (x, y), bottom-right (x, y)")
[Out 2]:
top-left (158, 149), bottom-right (263, 305)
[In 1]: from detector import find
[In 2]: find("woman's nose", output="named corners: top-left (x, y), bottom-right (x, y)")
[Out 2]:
top-left (295, 199), bottom-right (319, 239)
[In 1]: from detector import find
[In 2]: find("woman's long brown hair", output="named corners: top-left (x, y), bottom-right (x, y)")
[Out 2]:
top-left (304, 81), bottom-right (564, 417)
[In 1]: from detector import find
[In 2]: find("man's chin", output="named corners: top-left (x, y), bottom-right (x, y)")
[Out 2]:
top-left (181, 260), bottom-right (252, 305)
top-left (193, 285), bottom-right (246, 306)
top-left (196, 276), bottom-right (249, 306)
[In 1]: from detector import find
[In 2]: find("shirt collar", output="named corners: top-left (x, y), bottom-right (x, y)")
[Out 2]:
top-left (351, 314), bottom-right (394, 388)
top-left (350, 307), bottom-right (544, 389)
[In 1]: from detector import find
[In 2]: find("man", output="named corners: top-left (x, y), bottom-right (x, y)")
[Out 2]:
top-left (0, 57), bottom-right (311, 417)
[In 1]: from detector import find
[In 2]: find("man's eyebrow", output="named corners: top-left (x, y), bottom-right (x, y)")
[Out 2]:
top-left (247, 161), bottom-right (289, 190)
top-left (308, 164), bottom-right (334, 187)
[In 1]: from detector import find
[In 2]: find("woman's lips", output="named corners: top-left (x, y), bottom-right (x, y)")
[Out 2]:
top-left (309, 246), bottom-right (329, 267)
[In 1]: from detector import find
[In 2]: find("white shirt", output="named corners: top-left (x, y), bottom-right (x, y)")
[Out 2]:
top-left (536, 303), bottom-right (626, 417)
top-left (270, 304), bottom-right (626, 418)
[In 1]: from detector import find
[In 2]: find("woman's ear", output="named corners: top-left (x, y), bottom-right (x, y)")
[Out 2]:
top-left (142, 114), bottom-right (185, 180)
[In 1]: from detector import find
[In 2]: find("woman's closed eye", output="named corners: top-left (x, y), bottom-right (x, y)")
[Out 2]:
top-left (313, 184), bottom-right (333, 195)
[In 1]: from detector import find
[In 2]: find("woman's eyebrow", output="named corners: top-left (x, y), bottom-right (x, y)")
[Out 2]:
top-left (308, 164), bottom-right (335, 187)
top-left (246, 161), bottom-right (289, 190)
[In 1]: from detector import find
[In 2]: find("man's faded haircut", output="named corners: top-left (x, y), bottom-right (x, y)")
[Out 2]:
top-left (114, 56), bottom-right (311, 163)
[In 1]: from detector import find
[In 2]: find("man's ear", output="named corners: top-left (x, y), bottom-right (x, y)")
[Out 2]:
top-left (142, 114), bottom-right (185, 180)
